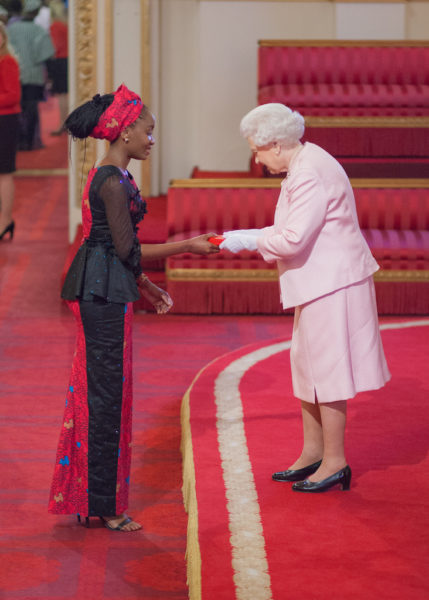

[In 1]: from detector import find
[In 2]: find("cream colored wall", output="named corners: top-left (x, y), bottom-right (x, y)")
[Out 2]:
top-left (406, 1), bottom-right (429, 38)
top-left (336, 3), bottom-right (406, 38)
top-left (68, 0), bottom-right (429, 212)
top-left (157, 0), bottom-right (429, 192)
top-left (158, 1), bottom-right (336, 189)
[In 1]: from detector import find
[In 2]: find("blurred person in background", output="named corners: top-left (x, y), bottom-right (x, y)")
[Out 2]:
top-left (0, 21), bottom-right (20, 240)
top-left (47, 0), bottom-right (67, 134)
top-left (5, 0), bottom-right (23, 27)
top-left (0, 5), bottom-right (8, 24)
top-left (34, 0), bottom-right (50, 31)
top-left (8, 0), bottom-right (53, 150)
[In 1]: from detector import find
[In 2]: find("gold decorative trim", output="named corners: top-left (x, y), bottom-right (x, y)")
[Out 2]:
top-left (15, 168), bottom-right (68, 177)
top-left (104, 0), bottom-right (113, 93)
top-left (350, 178), bottom-right (429, 188)
top-left (167, 268), bottom-right (278, 282)
top-left (305, 116), bottom-right (429, 128)
top-left (74, 0), bottom-right (98, 207)
top-left (374, 270), bottom-right (429, 282)
top-left (170, 178), bottom-right (281, 188)
top-left (259, 39), bottom-right (429, 47)
top-left (170, 178), bottom-right (429, 189)
top-left (167, 267), bottom-right (429, 283)
top-left (140, 0), bottom-right (151, 198)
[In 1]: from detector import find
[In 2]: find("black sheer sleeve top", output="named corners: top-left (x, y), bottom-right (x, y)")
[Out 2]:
top-left (61, 165), bottom-right (147, 303)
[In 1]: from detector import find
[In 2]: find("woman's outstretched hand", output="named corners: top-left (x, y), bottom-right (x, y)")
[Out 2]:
top-left (187, 233), bottom-right (221, 255)
top-left (137, 275), bottom-right (173, 314)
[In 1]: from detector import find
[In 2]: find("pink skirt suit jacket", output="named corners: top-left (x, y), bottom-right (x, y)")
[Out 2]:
top-left (257, 142), bottom-right (390, 403)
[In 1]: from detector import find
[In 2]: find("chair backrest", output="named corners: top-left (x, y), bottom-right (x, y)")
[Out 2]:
top-left (167, 178), bottom-right (429, 236)
top-left (258, 41), bottom-right (429, 88)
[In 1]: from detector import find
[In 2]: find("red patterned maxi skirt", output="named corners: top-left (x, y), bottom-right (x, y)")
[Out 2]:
top-left (48, 299), bottom-right (133, 517)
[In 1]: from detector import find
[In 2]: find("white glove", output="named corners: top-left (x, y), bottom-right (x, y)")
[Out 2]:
top-left (223, 228), bottom-right (264, 238)
top-left (219, 234), bottom-right (259, 253)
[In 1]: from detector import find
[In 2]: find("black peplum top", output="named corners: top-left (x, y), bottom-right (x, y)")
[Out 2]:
top-left (61, 165), bottom-right (147, 303)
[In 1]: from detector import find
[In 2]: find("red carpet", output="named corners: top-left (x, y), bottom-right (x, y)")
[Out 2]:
top-left (3, 93), bottom-right (428, 600)
top-left (183, 319), bottom-right (429, 599)
top-left (0, 131), bottom-right (293, 597)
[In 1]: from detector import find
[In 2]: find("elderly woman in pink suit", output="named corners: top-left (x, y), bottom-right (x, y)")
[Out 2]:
top-left (221, 103), bottom-right (390, 493)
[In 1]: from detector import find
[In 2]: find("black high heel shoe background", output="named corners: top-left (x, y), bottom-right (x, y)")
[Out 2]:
top-left (0, 221), bottom-right (15, 241)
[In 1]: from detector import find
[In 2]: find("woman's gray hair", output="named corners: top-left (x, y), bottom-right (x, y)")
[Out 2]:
top-left (240, 103), bottom-right (305, 147)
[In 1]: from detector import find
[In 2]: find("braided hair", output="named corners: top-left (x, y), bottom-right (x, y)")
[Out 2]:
top-left (64, 93), bottom-right (115, 139)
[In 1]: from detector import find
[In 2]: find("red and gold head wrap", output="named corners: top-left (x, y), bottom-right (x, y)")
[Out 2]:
top-left (90, 84), bottom-right (143, 142)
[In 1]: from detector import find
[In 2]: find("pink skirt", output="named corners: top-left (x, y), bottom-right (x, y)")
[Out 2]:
top-left (290, 277), bottom-right (390, 403)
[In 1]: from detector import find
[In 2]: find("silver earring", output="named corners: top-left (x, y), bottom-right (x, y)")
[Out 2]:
top-left (124, 137), bottom-right (129, 143)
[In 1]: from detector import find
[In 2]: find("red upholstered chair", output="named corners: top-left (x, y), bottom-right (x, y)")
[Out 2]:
top-left (257, 41), bottom-right (429, 161)
top-left (165, 178), bottom-right (429, 315)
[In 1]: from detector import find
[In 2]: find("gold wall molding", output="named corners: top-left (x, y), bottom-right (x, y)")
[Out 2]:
top-left (104, 0), bottom-right (113, 94)
top-left (73, 0), bottom-right (98, 208)
top-left (141, 0), bottom-right (151, 197)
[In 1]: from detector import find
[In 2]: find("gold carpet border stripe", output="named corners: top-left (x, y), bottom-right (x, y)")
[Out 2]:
top-left (182, 320), bottom-right (429, 598)
top-left (167, 267), bottom-right (429, 283)
top-left (181, 386), bottom-right (202, 600)
top-left (170, 178), bottom-right (429, 188)
top-left (214, 341), bottom-right (291, 600)
top-left (379, 319), bottom-right (429, 331)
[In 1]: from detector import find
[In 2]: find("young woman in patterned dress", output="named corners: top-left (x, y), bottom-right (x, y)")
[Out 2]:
top-left (48, 85), bottom-right (219, 531)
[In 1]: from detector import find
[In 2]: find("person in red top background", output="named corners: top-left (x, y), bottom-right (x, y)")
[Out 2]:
top-left (47, 0), bottom-right (68, 135)
top-left (0, 21), bottom-right (20, 241)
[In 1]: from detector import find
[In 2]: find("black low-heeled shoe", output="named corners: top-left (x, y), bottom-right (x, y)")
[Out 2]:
top-left (292, 465), bottom-right (352, 493)
top-left (0, 221), bottom-right (15, 241)
top-left (77, 514), bottom-right (90, 527)
top-left (272, 459), bottom-right (322, 482)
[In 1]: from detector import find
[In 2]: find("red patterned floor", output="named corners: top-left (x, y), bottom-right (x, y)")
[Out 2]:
top-left (0, 128), bottom-right (292, 597)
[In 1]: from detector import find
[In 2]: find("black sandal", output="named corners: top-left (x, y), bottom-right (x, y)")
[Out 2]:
top-left (99, 516), bottom-right (141, 531)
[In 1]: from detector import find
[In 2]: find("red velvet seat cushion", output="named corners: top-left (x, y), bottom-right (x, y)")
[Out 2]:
top-left (258, 83), bottom-right (429, 116)
top-left (362, 229), bottom-right (429, 270)
top-left (258, 45), bottom-right (429, 88)
top-left (166, 186), bottom-right (429, 275)
top-left (167, 230), bottom-right (429, 273)
top-left (167, 187), bottom-right (278, 239)
top-left (354, 187), bottom-right (429, 231)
